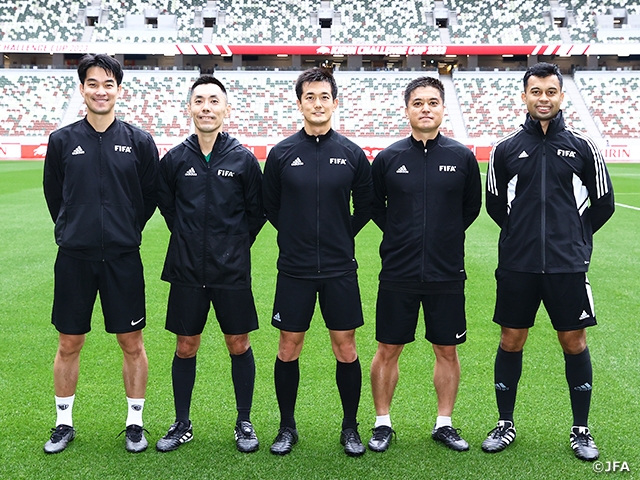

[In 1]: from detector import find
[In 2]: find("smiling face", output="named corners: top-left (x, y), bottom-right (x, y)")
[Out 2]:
top-left (79, 66), bottom-right (121, 117)
top-left (522, 74), bottom-right (564, 126)
top-left (297, 80), bottom-right (338, 134)
top-left (188, 82), bottom-right (230, 135)
top-left (405, 85), bottom-right (444, 140)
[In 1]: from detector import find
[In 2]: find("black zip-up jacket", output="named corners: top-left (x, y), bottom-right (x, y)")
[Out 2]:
top-left (43, 118), bottom-right (158, 261)
top-left (263, 128), bottom-right (373, 276)
top-left (486, 111), bottom-right (615, 274)
top-left (372, 134), bottom-right (481, 282)
top-left (157, 133), bottom-right (265, 288)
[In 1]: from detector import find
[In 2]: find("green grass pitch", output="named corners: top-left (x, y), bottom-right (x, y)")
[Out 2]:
top-left (0, 160), bottom-right (638, 479)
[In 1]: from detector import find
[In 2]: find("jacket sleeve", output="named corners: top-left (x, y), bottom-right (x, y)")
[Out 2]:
top-left (350, 150), bottom-right (373, 236)
top-left (156, 151), bottom-right (176, 232)
top-left (485, 143), bottom-right (508, 227)
top-left (583, 143), bottom-right (615, 233)
top-left (371, 154), bottom-right (387, 231)
top-left (262, 148), bottom-right (281, 230)
top-left (139, 134), bottom-right (159, 229)
top-left (43, 134), bottom-right (63, 223)
top-left (463, 150), bottom-right (482, 230)
top-left (243, 152), bottom-right (267, 244)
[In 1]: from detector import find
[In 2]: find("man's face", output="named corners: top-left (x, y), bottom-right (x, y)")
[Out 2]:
top-left (405, 86), bottom-right (444, 136)
top-left (188, 82), bottom-right (230, 134)
top-left (80, 66), bottom-right (121, 116)
top-left (522, 75), bottom-right (564, 122)
top-left (297, 81), bottom-right (338, 129)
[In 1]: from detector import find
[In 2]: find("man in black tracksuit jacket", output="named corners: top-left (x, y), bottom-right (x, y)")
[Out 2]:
top-left (155, 76), bottom-right (265, 454)
top-left (263, 68), bottom-right (373, 457)
top-left (481, 63), bottom-right (614, 461)
top-left (42, 54), bottom-right (158, 454)
top-left (368, 77), bottom-right (481, 454)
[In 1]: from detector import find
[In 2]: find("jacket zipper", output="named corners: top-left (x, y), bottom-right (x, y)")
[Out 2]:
top-left (316, 136), bottom-right (321, 273)
top-left (203, 154), bottom-right (211, 287)
top-left (421, 146), bottom-right (428, 281)
top-left (541, 137), bottom-right (547, 273)
top-left (99, 134), bottom-right (105, 261)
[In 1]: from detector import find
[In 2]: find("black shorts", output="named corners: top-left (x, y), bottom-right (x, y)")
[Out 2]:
top-left (376, 281), bottom-right (466, 346)
top-left (492, 269), bottom-right (597, 331)
top-left (271, 271), bottom-right (364, 332)
top-left (52, 250), bottom-right (146, 335)
top-left (165, 284), bottom-right (259, 336)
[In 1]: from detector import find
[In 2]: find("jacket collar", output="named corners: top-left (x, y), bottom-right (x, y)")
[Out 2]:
top-left (409, 132), bottom-right (441, 149)
top-left (81, 116), bottom-right (118, 135)
top-left (523, 110), bottom-right (566, 136)
top-left (185, 131), bottom-right (233, 158)
top-left (300, 127), bottom-right (334, 142)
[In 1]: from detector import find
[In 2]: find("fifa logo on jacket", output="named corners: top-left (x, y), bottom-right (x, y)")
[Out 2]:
top-left (439, 165), bottom-right (457, 172)
top-left (114, 145), bottom-right (132, 153)
top-left (329, 158), bottom-right (347, 165)
top-left (218, 169), bottom-right (235, 177)
top-left (557, 149), bottom-right (577, 157)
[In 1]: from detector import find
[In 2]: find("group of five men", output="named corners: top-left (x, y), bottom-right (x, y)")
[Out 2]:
top-left (42, 54), bottom-right (614, 462)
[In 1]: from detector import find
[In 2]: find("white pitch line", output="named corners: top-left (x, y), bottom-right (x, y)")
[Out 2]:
top-left (616, 202), bottom-right (640, 211)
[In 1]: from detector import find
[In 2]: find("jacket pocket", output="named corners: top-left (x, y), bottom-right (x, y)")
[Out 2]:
top-left (102, 204), bottom-right (141, 248)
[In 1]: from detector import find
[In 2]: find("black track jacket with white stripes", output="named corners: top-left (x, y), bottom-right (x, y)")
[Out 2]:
top-left (157, 133), bottom-right (265, 288)
top-left (263, 128), bottom-right (373, 277)
top-left (486, 111), bottom-right (614, 274)
top-left (44, 118), bottom-right (158, 261)
top-left (372, 134), bottom-right (482, 282)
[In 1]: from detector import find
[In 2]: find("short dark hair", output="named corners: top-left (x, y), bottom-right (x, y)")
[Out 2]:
top-left (404, 76), bottom-right (445, 106)
top-left (189, 75), bottom-right (228, 100)
top-left (523, 62), bottom-right (563, 91)
top-left (295, 67), bottom-right (338, 101)
top-left (77, 54), bottom-right (123, 85)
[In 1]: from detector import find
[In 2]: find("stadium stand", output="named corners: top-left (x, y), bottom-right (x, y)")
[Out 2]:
top-left (0, 1), bottom-right (84, 42)
top-left (214, 72), bottom-right (300, 137)
top-left (452, 71), bottom-right (587, 139)
top-left (72, 71), bottom-right (200, 137)
top-left (5, 69), bottom-right (640, 141)
top-left (330, 0), bottom-right (440, 44)
top-left (447, 0), bottom-right (562, 44)
top-left (1, 0), bottom-right (638, 45)
top-left (0, 1), bottom-right (638, 144)
top-left (16, 70), bottom-right (451, 140)
top-left (215, 1), bottom-right (321, 44)
top-left (569, 0), bottom-right (640, 43)
top-left (568, 0), bottom-right (606, 42)
top-left (335, 72), bottom-right (453, 138)
top-left (201, 71), bottom-right (454, 139)
top-left (92, 0), bottom-right (202, 42)
top-left (575, 71), bottom-right (640, 138)
top-left (0, 71), bottom-right (76, 136)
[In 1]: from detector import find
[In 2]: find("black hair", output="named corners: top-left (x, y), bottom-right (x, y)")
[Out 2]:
top-left (404, 76), bottom-right (445, 106)
top-left (189, 75), bottom-right (228, 99)
top-left (523, 62), bottom-right (563, 91)
top-left (77, 54), bottom-right (123, 85)
top-left (295, 67), bottom-right (338, 101)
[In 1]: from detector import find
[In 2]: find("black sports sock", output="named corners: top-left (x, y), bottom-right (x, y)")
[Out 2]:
top-left (494, 346), bottom-right (523, 423)
top-left (564, 346), bottom-right (593, 427)
top-left (274, 357), bottom-right (299, 430)
top-left (172, 353), bottom-right (196, 424)
top-left (230, 347), bottom-right (256, 423)
top-left (336, 358), bottom-right (362, 431)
